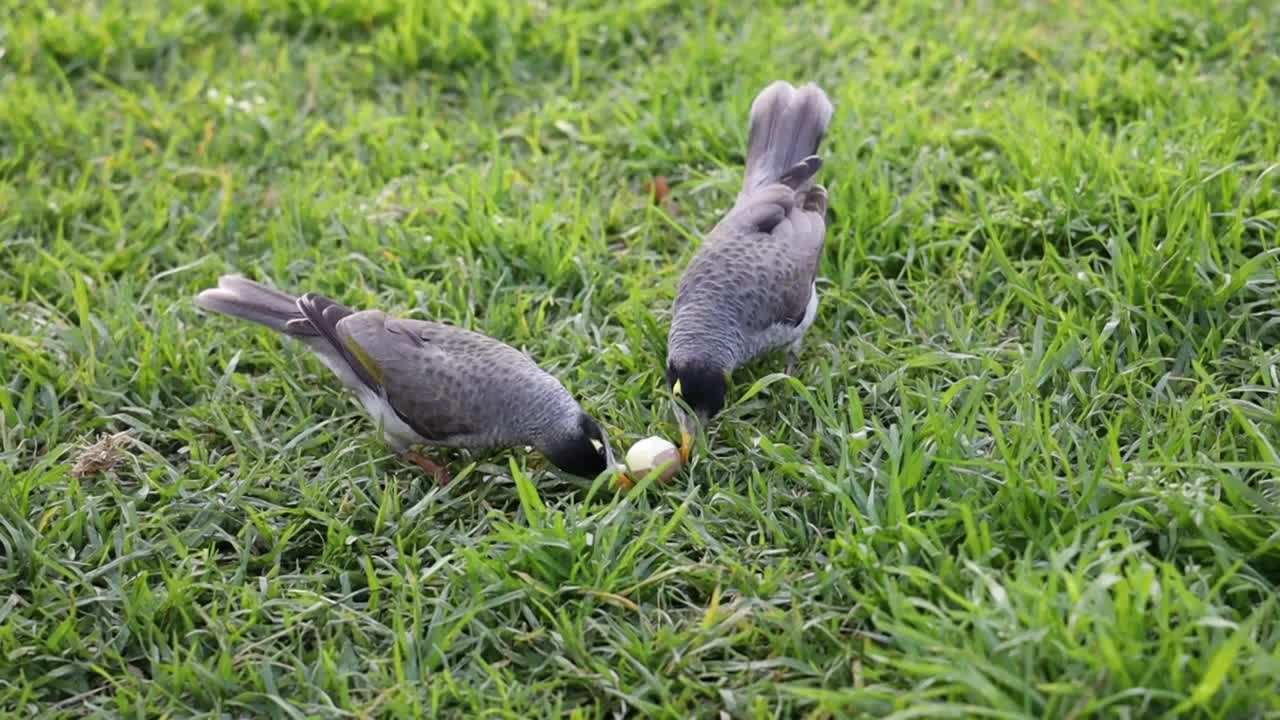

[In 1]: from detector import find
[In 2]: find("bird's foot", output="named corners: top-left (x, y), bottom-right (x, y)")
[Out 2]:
top-left (404, 450), bottom-right (451, 486)
top-left (785, 350), bottom-right (799, 377)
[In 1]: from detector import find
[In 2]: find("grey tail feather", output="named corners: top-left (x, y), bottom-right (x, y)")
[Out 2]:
top-left (777, 155), bottom-right (823, 191)
top-left (295, 293), bottom-right (381, 393)
top-left (194, 275), bottom-right (308, 335)
top-left (743, 81), bottom-right (834, 193)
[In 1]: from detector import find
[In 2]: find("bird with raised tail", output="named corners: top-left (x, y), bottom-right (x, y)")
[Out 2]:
top-left (194, 275), bottom-right (617, 483)
top-left (666, 80), bottom-right (835, 463)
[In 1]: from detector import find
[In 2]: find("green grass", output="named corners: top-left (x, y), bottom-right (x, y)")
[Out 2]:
top-left (2, 0), bottom-right (1280, 716)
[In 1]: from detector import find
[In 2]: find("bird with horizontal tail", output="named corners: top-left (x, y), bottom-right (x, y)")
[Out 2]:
top-left (666, 80), bottom-right (834, 463)
top-left (195, 275), bottom-right (616, 483)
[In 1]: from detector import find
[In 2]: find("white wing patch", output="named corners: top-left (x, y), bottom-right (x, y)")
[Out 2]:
top-left (797, 282), bottom-right (819, 334)
top-left (362, 388), bottom-right (424, 453)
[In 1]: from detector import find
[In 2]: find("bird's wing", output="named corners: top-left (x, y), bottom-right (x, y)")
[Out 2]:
top-left (295, 303), bottom-right (481, 443)
top-left (774, 185), bottom-right (828, 326)
top-left (684, 178), bottom-right (829, 333)
top-left (355, 316), bottom-right (493, 443)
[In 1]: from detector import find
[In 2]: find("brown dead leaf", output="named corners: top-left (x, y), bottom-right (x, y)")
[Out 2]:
top-left (197, 119), bottom-right (215, 159)
top-left (643, 175), bottom-right (671, 205)
top-left (70, 431), bottom-right (133, 478)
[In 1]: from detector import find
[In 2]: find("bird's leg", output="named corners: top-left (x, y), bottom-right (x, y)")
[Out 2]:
top-left (785, 334), bottom-right (809, 376)
top-left (785, 347), bottom-right (800, 376)
top-left (403, 450), bottom-right (451, 486)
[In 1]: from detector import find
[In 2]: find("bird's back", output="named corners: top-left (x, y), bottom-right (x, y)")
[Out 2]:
top-left (339, 312), bottom-right (580, 449)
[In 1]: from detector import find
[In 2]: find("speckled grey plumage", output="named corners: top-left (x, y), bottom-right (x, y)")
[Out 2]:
top-left (669, 80), bottom-right (834, 376)
top-left (194, 275), bottom-right (612, 477)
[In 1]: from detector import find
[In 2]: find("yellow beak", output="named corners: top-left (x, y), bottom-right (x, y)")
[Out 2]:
top-left (672, 379), bottom-right (694, 464)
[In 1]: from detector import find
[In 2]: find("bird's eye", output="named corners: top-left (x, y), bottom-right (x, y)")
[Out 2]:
top-left (590, 438), bottom-right (603, 452)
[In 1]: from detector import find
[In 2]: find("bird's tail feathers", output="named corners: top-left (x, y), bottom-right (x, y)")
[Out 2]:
top-left (195, 275), bottom-right (305, 334)
top-left (743, 81), bottom-right (834, 192)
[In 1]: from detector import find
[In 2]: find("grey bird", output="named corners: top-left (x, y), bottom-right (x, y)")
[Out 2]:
top-left (194, 275), bottom-right (616, 483)
top-left (666, 80), bottom-right (834, 462)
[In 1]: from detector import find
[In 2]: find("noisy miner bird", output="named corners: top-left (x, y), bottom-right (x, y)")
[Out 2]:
top-left (195, 275), bottom-right (616, 483)
top-left (666, 80), bottom-right (834, 462)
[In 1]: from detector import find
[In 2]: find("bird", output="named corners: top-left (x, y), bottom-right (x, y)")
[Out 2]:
top-left (666, 80), bottom-right (834, 463)
top-left (194, 275), bottom-right (616, 484)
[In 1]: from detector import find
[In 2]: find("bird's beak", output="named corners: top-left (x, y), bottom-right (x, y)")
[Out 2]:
top-left (601, 435), bottom-right (633, 489)
top-left (672, 380), bottom-right (695, 464)
top-left (675, 410), bottom-right (694, 465)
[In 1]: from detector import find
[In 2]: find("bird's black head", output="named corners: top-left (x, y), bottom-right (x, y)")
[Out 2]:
top-left (544, 413), bottom-right (612, 478)
top-left (667, 359), bottom-right (728, 421)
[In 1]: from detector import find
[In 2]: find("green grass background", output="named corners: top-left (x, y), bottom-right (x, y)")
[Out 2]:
top-left (3, 0), bottom-right (1280, 717)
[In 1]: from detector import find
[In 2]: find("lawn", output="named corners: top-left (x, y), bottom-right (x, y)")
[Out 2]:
top-left (2, 0), bottom-right (1280, 717)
